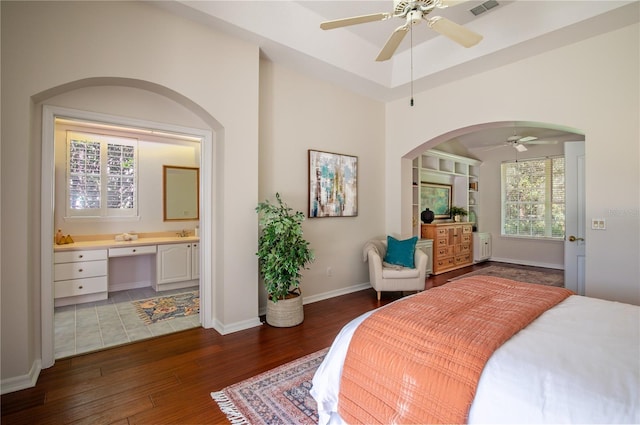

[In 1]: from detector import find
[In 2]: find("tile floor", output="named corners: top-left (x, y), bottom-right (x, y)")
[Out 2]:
top-left (54, 286), bottom-right (200, 359)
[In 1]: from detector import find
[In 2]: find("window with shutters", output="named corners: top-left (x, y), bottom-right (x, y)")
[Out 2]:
top-left (501, 156), bottom-right (565, 239)
top-left (66, 131), bottom-right (138, 219)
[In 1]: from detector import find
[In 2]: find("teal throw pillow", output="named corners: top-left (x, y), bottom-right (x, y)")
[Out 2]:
top-left (384, 236), bottom-right (418, 268)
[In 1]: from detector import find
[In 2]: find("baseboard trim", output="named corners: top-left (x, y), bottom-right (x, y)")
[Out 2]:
top-left (489, 257), bottom-right (564, 270)
top-left (1, 359), bottom-right (41, 395)
top-left (302, 282), bottom-right (372, 305)
top-left (211, 316), bottom-right (263, 335)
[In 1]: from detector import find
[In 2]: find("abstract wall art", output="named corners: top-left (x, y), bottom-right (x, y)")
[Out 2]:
top-left (308, 150), bottom-right (358, 218)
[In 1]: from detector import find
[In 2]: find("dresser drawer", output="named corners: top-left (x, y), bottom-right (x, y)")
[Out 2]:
top-left (108, 245), bottom-right (156, 257)
top-left (436, 237), bottom-right (448, 247)
top-left (435, 246), bottom-right (454, 258)
top-left (462, 225), bottom-right (473, 234)
top-left (455, 253), bottom-right (472, 265)
top-left (54, 260), bottom-right (107, 281)
top-left (435, 257), bottom-right (455, 270)
top-left (54, 249), bottom-right (107, 264)
top-left (54, 276), bottom-right (108, 298)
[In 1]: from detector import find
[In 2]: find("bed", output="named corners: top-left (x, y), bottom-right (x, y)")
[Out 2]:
top-left (311, 276), bottom-right (640, 424)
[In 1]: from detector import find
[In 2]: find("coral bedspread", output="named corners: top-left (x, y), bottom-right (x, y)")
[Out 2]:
top-left (338, 277), bottom-right (572, 424)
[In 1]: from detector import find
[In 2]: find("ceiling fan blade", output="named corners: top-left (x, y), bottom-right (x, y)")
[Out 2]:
top-left (427, 16), bottom-right (483, 48)
top-left (376, 24), bottom-right (410, 61)
top-left (438, 0), bottom-right (468, 8)
top-left (320, 13), bottom-right (390, 30)
top-left (525, 140), bottom-right (558, 145)
top-left (518, 136), bottom-right (538, 143)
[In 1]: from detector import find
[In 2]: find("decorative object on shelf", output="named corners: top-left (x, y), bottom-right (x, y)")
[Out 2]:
top-left (468, 210), bottom-right (477, 224)
top-left (449, 206), bottom-right (468, 222)
top-left (469, 181), bottom-right (478, 191)
top-left (308, 149), bottom-right (358, 218)
top-left (420, 182), bottom-right (452, 219)
top-left (420, 208), bottom-right (435, 224)
top-left (256, 193), bottom-right (314, 327)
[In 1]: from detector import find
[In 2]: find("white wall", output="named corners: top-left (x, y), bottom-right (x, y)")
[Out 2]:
top-left (258, 60), bottom-right (386, 307)
top-left (1, 1), bottom-right (260, 387)
top-left (386, 23), bottom-right (640, 305)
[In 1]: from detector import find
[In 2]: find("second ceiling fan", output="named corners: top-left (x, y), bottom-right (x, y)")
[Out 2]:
top-left (320, 0), bottom-right (483, 62)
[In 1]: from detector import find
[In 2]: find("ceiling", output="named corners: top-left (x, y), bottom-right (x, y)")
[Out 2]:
top-left (150, 0), bottom-right (637, 150)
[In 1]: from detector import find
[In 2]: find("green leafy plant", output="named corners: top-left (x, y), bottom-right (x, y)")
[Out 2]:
top-left (448, 206), bottom-right (469, 217)
top-left (256, 193), bottom-right (314, 302)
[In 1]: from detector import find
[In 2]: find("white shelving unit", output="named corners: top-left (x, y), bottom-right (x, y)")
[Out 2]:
top-left (412, 150), bottom-right (481, 237)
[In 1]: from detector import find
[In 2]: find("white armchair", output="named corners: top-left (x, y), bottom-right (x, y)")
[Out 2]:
top-left (363, 238), bottom-right (428, 301)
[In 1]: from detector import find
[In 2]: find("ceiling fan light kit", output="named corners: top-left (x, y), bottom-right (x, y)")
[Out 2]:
top-left (320, 0), bottom-right (483, 62)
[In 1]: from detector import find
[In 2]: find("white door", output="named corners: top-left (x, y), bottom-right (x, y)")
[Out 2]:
top-left (564, 142), bottom-right (586, 295)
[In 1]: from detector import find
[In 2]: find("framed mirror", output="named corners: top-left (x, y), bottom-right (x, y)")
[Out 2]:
top-left (163, 165), bottom-right (199, 221)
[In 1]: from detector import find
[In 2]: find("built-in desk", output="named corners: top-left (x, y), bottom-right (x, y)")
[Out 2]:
top-left (53, 235), bottom-right (199, 306)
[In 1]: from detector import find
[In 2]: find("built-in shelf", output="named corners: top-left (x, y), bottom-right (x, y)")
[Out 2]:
top-left (411, 150), bottom-right (481, 237)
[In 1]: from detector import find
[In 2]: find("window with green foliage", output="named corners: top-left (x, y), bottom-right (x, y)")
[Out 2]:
top-left (66, 131), bottom-right (138, 219)
top-left (501, 156), bottom-right (565, 238)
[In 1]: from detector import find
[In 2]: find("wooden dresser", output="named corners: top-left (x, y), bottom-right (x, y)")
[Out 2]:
top-left (421, 222), bottom-right (473, 274)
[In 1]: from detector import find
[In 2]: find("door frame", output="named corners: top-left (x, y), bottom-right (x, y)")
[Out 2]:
top-left (41, 105), bottom-right (215, 368)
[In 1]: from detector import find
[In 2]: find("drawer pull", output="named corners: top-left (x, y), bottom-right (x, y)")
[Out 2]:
top-left (133, 249), bottom-right (136, 253)
top-left (78, 268), bottom-right (83, 272)
top-left (78, 285), bottom-right (83, 289)
top-left (78, 254), bottom-right (84, 259)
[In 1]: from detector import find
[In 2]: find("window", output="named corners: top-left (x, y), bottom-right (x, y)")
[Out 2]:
top-left (501, 156), bottom-right (565, 238)
top-left (66, 131), bottom-right (138, 219)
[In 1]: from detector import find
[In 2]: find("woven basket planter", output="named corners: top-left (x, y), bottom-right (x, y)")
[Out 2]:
top-left (266, 289), bottom-right (304, 327)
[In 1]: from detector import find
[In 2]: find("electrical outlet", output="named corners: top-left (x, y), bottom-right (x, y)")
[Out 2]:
top-left (592, 218), bottom-right (606, 230)
top-left (326, 266), bottom-right (332, 277)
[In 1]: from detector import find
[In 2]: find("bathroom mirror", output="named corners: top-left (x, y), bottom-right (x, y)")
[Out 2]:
top-left (163, 165), bottom-right (199, 221)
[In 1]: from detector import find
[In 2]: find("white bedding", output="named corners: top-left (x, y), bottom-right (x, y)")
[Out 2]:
top-left (311, 295), bottom-right (640, 424)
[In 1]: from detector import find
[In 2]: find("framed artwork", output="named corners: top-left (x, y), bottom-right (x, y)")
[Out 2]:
top-left (420, 182), bottom-right (452, 219)
top-left (308, 149), bottom-right (358, 218)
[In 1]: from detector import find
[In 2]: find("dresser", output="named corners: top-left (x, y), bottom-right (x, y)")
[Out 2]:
top-left (421, 223), bottom-right (473, 274)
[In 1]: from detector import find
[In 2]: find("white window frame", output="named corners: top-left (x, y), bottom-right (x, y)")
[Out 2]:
top-left (501, 156), bottom-right (565, 239)
top-left (66, 131), bottom-right (139, 220)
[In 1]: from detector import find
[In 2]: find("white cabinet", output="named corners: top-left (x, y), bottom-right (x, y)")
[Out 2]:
top-left (155, 242), bottom-right (199, 291)
top-left (412, 150), bottom-right (481, 237)
top-left (473, 232), bottom-right (491, 262)
top-left (191, 242), bottom-right (200, 279)
top-left (415, 239), bottom-right (433, 276)
top-left (54, 249), bottom-right (108, 307)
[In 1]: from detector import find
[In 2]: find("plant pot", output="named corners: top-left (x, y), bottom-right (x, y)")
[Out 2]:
top-left (266, 289), bottom-right (304, 327)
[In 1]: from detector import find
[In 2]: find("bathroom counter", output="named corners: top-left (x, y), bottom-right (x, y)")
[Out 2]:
top-left (53, 235), bottom-right (199, 251)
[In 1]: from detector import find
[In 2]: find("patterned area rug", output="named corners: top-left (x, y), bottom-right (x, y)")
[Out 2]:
top-left (211, 348), bottom-right (328, 425)
top-left (449, 265), bottom-right (564, 287)
top-left (133, 291), bottom-right (199, 324)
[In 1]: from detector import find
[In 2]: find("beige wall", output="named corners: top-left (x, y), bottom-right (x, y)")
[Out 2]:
top-left (258, 60), bottom-right (386, 307)
top-left (386, 23), bottom-right (640, 305)
top-left (1, 1), bottom-right (260, 387)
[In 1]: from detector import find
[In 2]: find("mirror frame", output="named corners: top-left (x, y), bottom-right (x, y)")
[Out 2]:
top-left (163, 165), bottom-right (200, 221)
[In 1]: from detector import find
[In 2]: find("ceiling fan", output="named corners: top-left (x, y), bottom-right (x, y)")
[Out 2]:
top-left (500, 134), bottom-right (558, 152)
top-left (320, 0), bottom-right (483, 62)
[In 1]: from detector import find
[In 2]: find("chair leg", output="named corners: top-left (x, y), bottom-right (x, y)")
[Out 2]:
top-left (377, 291), bottom-right (381, 301)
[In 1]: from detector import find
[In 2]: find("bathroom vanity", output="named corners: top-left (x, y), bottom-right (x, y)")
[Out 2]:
top-left (53, 234), bottom-right (199, 307)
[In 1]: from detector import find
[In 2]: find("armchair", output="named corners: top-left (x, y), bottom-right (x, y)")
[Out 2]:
top-left (363, 238), bottom-right (428, 301)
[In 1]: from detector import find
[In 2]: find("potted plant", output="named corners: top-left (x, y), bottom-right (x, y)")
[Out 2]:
top-left (256, 193), bottom-right (314, 327)
top-left (448, 206), bottom-right (468, 222)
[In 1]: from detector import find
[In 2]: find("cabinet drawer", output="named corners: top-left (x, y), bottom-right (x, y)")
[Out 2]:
top-left (435, 228), bottom-right (448, 237)
top-left (109, 245), bottom-right (156, 257)
top-left (435, 257), bottom-right (455, 269)
top-left (461, 234), bottom-right (472, 243)
top-left (54, 260), bottom-right (107, 281)
top-left (54, 276), bottom-right (108, 298)
top-left (462, 225), bottom-right (473, 234)
top-left (54, 249), bottom-right (107, 264)
top-left (435, 246), bottom-right (453, 257)
top-left (455, 243), bottom-right (471, 255)
top-left (455, 254), bottom-right (472, 265)
top-left (436, 237), bottom-right (448, 247)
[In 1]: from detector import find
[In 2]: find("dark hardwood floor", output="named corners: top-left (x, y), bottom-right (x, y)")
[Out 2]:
top-left (1, 261), bottom-right (547, 424)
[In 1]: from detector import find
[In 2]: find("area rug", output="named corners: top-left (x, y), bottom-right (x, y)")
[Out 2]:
top-left (448, 265), bottom-right (564, 287)
top-left (211, 348), bottom-right (328, 425)
top-left (133, 291), bottom-right (199, 324)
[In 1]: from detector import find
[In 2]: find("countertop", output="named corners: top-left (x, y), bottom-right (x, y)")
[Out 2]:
top-left (53, 235), bottom-right (200, 252)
